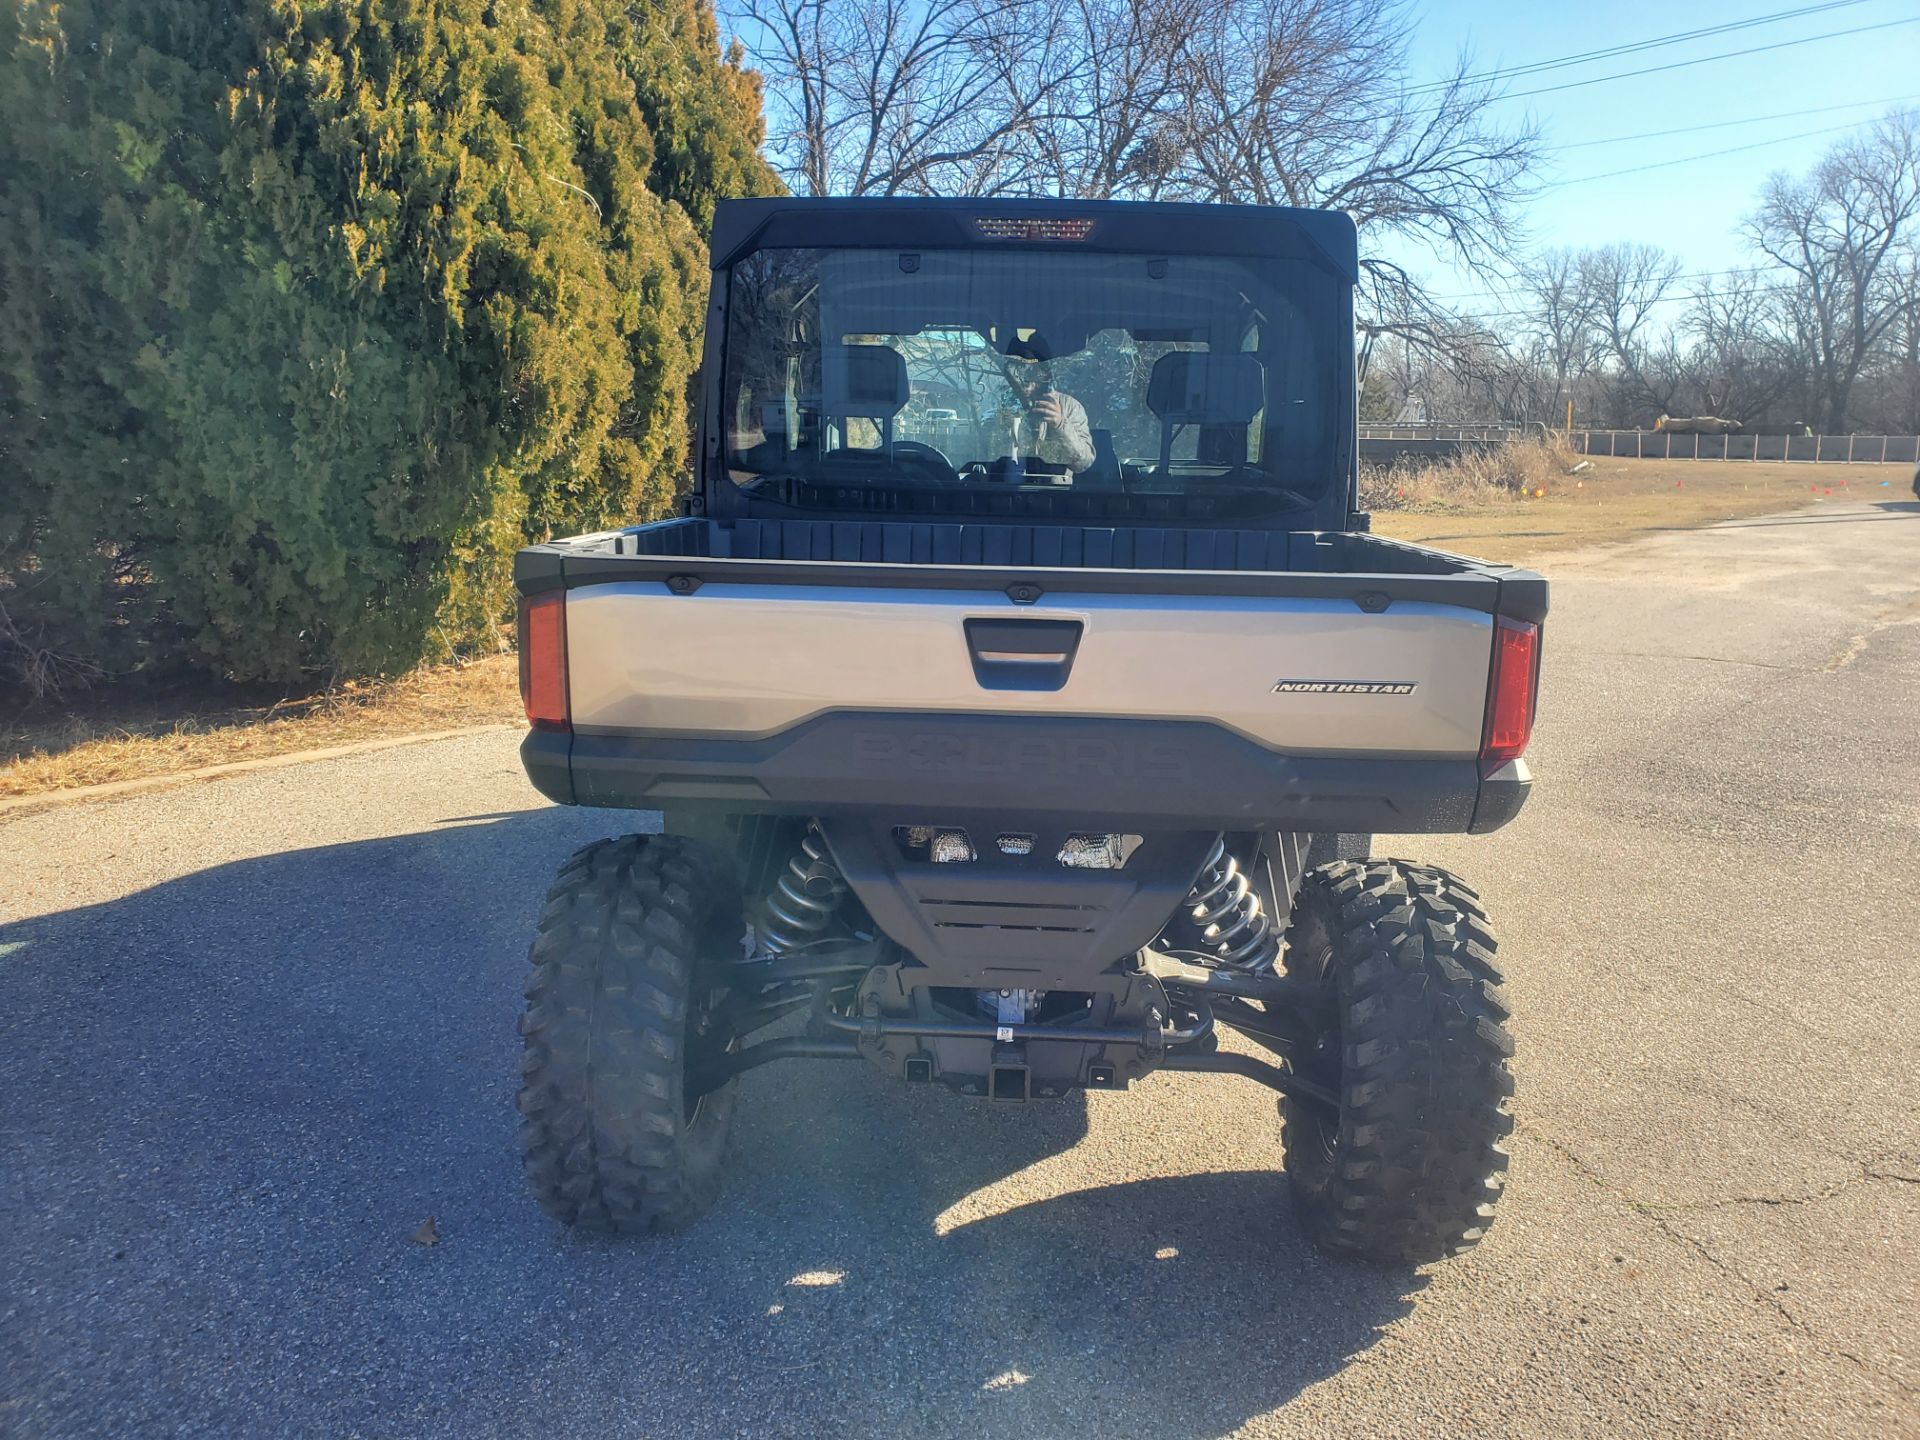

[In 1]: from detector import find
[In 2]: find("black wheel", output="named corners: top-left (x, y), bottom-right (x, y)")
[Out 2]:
top-left (517, 834), bottom-right (744, 1233)
top-left (1280, 860), bottom-right (1514, 1263)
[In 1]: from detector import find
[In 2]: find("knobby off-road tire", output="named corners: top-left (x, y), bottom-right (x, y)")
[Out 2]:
top-left (517, 834), bottom-right (745, 1233)
top-left (1280, 860), bottom-right (1514, 1264)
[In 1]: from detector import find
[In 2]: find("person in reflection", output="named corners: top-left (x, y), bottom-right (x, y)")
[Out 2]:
top-left (1000, 335), bottom-right (1095, 474)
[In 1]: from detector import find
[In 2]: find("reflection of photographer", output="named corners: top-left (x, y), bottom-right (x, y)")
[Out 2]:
top-left (999, 335), bottom-right (1094, 473)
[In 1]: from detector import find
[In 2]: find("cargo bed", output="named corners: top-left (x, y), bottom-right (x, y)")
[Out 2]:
top-left (519, 516), bottom-right (1546, 602)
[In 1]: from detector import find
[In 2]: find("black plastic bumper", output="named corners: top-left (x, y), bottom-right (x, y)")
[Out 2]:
top-left (522, 714), bottom-right (1530, 834)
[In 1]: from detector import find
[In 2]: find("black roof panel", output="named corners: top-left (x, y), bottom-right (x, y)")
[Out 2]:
top-left (708, 196), bottom-right (1358, 283)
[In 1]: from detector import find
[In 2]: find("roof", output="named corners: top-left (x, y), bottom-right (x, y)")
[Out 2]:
top-left (708, 196), bottom-right (1358, 283)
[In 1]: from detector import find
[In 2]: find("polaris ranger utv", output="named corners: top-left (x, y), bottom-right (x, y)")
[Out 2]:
top-left (512, 197), bottom-right (1543, 1263)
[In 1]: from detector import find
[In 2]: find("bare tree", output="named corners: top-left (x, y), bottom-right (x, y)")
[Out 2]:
top-left (725, 0), bottom-right (1540, 317)
top-left (1675, 272), bottom-right (1799, 426)
top-left (1361, 317), bottom-right (1529, 422)
top-left (1154, 5), bottom-right (1537, 309)
top-left (1745, 108), bottom-right (1920, 433)
top-left (1002, 0), bottom-right (1201, 198)
top-left (1517, 249), bottom-right (1596, 417)
top-left (1576, 243), bottom-right (1684, 422)
top-left (733, 0), bottom-right (1076, 197)
top-left (1850, 255), bottom-right (1920, 433)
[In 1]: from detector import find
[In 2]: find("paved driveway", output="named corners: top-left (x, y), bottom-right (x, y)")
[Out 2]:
top-left (3, 501), bottom-right (1916, 1437)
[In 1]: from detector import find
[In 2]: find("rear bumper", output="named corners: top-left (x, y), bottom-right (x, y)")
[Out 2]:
top-left (522, 714), bottom-right (1530, 834)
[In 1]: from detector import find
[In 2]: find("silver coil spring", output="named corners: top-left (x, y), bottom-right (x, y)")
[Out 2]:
top-left (761, 823), bottom-right (848, 953)
top-left (1186, 836), bottom-right (1280, 970)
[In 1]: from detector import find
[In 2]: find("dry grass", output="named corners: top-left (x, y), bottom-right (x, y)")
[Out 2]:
top-left (1361, 433), bottom-right (1583, 513)
top-left (1, 655), bottom-right (521, 799)
top-left (1367, 446), bottom-right (1912, 563)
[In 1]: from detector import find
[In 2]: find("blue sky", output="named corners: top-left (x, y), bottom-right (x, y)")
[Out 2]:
top-left (1391, 0), bottom-right (1920, 317)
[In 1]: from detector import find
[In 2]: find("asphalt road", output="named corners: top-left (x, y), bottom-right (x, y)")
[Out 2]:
top-left (3, 499), bottom-right (1917, 1438)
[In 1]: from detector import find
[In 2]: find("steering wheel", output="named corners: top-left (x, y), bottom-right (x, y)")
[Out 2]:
top-left (890, 439), bottom-right (956, 482)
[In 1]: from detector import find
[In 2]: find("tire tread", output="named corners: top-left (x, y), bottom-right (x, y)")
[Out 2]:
top-left (517, 834), bottom-right (741, 1233)
top-left (1282, 859), bottom-right (1514, 1264)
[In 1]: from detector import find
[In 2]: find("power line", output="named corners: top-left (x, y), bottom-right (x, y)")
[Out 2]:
top-left (1409, 100), bottom-right (1920, 296)
top-left (1378, 16), bottom-right (1920, 319)
top-left (1439, 103), bottom-right (1919, 287)
top-left (1550, 117), bottom-right (1883, 186)
top-left (1403, 0), bottom-right (1875, 96)
top-left (1554, 92), bottom-right (1920, 150)
top-left (1408, 109), bottom-right (1899, 303)
top-left (1490, 15), bottom-right (1920, 104)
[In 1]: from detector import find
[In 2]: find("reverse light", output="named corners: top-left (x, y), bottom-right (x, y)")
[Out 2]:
top-left (1480, 617), bottom-right (1539, 770)
top-left (518, 591), bottom-right (569, 731)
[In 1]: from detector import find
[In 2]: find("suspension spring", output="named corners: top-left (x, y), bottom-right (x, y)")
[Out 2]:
top-left (1185, 836), bottom-right (1280, 971)
top-left (761, 823), bottom-right (848, 954)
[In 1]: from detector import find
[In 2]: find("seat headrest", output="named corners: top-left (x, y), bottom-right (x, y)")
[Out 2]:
top-left (823, 344), bottom-right (909, 417)
top-left (1146, 351), bottom-right (1266, 425)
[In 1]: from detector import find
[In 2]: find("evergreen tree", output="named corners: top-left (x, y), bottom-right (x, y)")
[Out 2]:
top-left (621, 0), bottom-right (782, 230)
top-left (0, 0), bottom-right (777, 691)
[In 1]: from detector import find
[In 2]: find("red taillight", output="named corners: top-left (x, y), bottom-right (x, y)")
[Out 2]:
top-left (1481, 617), bottom-right (1539, 770)
top-left (519, 591), bottom-right (569, 731)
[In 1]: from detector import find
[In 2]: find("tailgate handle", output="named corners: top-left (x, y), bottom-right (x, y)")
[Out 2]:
top-left (963, 618), bottom-right (1082, 692)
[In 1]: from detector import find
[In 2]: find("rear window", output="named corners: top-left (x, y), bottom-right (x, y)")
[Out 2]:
top-left (719, 246), bottom-right (1345, 518)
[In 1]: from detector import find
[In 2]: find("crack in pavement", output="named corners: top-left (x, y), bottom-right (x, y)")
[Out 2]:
top-left (1825, 605), bottom-right (1920, 672)
top-left (1577, 591), bottom-right (1920, 679)
top-left (1632, 1153), bottom-right (1920, 1213)
top-left (1629, 1208), bottom-right (1920, 1406)
top-left (1578, 649), bottom-right (1811, 673)
top-left (1676, 1249), bottom-right (1908, 1401)
top-left (1518, 1125), bottom-right (1920, 1405)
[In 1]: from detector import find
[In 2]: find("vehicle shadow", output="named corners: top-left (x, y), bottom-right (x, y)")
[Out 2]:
top-left (0, 810), bottom-right (1419, 1438)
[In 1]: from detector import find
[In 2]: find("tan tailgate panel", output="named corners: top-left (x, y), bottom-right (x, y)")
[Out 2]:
top-left (565, 582), bottom-right (1492, 757)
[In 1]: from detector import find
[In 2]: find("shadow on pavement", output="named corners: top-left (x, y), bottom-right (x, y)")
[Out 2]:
top-left (1711, 505), bottom-right (1920, 529)
top-left (0, 811), bottom-right (1418, 1438)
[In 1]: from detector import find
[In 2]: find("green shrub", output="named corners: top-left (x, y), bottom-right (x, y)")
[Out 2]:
top-left (0, 0), bottom-right (777, 693)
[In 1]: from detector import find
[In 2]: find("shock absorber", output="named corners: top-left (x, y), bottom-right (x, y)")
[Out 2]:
top-left (1184, 836), bottom-right (1279, 971)
top-left (760, 823), bottom-right (848, 954)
